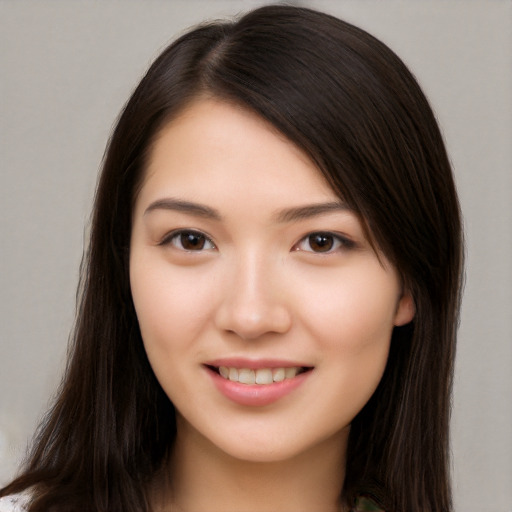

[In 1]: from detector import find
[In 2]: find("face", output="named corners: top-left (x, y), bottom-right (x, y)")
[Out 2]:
top-left (130, 98), bottom-right (414, 463)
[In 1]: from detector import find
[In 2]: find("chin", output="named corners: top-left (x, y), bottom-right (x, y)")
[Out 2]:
top-left (202, 423), bottom-right (350, 466)
top-left (221, 444), bottom-right (301, 464)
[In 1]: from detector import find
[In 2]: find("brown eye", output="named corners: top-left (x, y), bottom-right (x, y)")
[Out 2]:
top-left (308, 233), bottom-right (334, 252)
top-left (180, 232), bottom-right (206, 250)
top-left (165, 230), bottom-right (215, 251)
top-left (294, 232), bottom-right (354, 254)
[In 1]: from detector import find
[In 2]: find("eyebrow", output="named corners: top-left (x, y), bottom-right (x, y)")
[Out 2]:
top-left (144, 198), bottom-right (222, 220)
top-left (274, 201), bottom-right (351, 223)
top-left (144, 197), bottom-right (351, 222)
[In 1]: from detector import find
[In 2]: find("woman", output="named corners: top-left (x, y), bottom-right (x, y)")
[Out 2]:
top-left (0, 5), bottom-right (463, 511)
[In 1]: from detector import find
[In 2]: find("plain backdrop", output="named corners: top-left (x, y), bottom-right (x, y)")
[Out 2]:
top-left (1, 1), bottom-right (511, 510)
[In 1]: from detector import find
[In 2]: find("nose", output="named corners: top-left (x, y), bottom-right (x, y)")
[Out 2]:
top-left (214, 252), bottom-right (292, 340)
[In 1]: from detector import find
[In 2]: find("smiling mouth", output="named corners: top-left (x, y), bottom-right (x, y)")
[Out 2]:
top-left (206, 365), bottom-right (313, 385)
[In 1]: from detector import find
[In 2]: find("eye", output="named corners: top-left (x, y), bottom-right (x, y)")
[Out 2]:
top-left (161, 230), bottom-right (216, 251)
top-left (294, 232), bottom-right (354, 253)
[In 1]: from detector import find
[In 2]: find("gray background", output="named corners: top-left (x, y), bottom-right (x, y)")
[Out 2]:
top-left (1, 1), bottom-right (511, 510)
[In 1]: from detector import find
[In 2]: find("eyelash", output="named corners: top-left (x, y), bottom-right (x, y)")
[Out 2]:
top-left (159, 229), bottom-right (216, 252)
top-left (159, 230), bottom-right (355, 254)
top-left (293, 232), bottom-right (356, 254)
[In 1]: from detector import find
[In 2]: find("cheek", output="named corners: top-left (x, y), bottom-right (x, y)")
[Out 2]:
top-left (296, 270), bottom-right (397, 422)
top-left (294, 264), bottom-right (399, 414)
top-left (298, 266), bottom-right (400, 351)
top-left (129, 257), bottom-right (215, 360)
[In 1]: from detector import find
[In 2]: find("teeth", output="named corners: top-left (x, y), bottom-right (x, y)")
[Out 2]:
top-left (218, 366), bottom-right (304, 385)
top-left (285, 367), bottom-right (298, 379)
top-left (238, 369), bottom-right (256, 385)
top-left (228, 368), bottom-right (238, 382)
top-left (255, 368), bottom-right (273, 385)
top-left (272, 368), bottom-right (285, 382)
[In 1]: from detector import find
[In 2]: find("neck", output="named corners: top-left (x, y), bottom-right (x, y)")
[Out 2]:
top-left (156, 419), bottom-right (349, 512)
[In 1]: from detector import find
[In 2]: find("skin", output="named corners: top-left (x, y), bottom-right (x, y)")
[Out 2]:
top-left (130, 98), bottom-right (414, 512)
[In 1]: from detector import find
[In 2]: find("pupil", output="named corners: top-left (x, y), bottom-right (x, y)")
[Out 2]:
top-left (181, 233), bottom-right (205, 250)
top-left (310, 233), bottom-right (333, 252)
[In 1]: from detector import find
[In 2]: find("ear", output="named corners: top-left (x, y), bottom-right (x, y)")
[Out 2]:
top-left (394, 291), bottom-right (415, 326)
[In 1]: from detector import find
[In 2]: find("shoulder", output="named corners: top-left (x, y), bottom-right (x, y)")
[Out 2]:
top-left (0, 494), bottom-right (29, 512)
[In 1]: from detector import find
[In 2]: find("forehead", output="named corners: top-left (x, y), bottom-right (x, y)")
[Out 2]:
top-left (136, 98), bottom-right (338, 210)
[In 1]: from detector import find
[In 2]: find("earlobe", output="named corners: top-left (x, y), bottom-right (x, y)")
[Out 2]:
top-left (394, 292), bottom-right (415, 326)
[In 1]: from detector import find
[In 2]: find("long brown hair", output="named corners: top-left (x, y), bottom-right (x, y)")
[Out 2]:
top-left (1, 5), bottom-right (463, 511)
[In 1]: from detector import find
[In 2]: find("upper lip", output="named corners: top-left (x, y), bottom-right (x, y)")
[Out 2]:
top-left (204, 358), bottom-right (312, 370)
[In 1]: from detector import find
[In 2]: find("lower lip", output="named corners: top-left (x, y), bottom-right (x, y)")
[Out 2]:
top-left (206, 367), bottom-right (311, 407)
